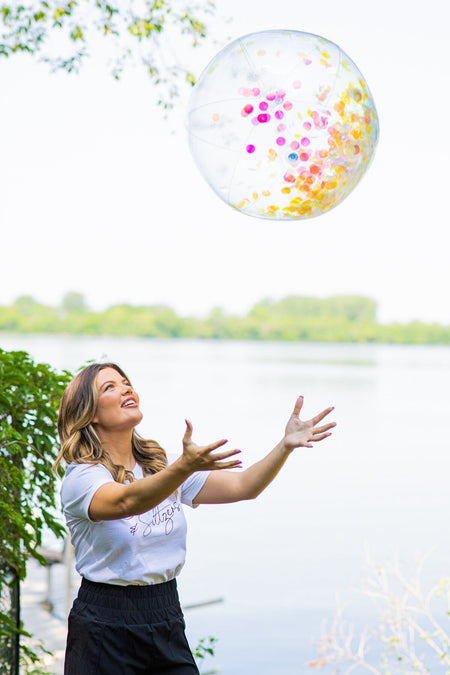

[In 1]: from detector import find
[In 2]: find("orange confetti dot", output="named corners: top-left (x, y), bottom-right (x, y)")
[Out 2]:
top-left (212, 113), bottom-right (219, 122)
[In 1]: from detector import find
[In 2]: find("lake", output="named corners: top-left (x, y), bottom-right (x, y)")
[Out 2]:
top-left (2, 334), bottom-right (449, 673)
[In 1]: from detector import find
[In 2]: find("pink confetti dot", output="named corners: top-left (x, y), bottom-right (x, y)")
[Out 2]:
top-left (284, 173), bottom-right (296, 183)
top-left (276, 89), bottom-right (286, 99)
top-left (275, 110), bottom-right (284, 120)
top-left (277, 123), bottom-right (286, 132)
top-left (244, 104), bottom-right (254, 114)
top-left (257, 113), bottom-right (270, 123)
top-left (303, 122), bottom-right (312, 130)
top-left (252, 117), bottom-right (259, 125)
top-left (290, 140), bottom-right (300, 150)
top-left (293, 80), bottom-right (302, 89)
top-left (300, 152), bottom-right (310, 161)
top-left (266, 92), bottom-right (276, 101)
top-left (252, 87), bottom-right (261, 96)
top-left (305, 59), bottom-right (312, 66)
top-left (246, 144), bottom-right (256, 154)
top-left (276, 137), bottom-right (286, 146)
top-left (283, 101), bottom-right (293, 111)
top-left (259, 101), bottom-right (269, 111)
top-left (301, 137), bottom-right (310, 147)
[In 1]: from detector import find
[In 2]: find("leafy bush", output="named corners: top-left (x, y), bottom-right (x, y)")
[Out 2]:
top-left (0, 348), bottom-right (72, 672)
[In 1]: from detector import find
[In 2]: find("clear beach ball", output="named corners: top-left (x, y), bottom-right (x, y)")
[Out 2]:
top-left (187, 30), bottom-right (379, 220)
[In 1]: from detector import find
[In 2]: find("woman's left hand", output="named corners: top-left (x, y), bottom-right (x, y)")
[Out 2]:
top-left (283, 396), bottom-right (336, 451)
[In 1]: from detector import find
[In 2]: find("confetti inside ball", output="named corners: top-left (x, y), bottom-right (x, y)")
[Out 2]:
top-left (187, 30), bottom-right (379, 220)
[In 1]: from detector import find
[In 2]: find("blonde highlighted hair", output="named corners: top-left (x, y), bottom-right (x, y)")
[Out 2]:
top-left (54, 362), bottom-right (167, 483)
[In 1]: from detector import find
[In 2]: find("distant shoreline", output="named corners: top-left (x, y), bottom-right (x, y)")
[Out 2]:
top-left (1, 294), bottom-right (449, 345)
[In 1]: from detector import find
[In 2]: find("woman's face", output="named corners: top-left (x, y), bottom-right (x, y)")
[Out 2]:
top-left (92, 367), bottom-right (143, 434)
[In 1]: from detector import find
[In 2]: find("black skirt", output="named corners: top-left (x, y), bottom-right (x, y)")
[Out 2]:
top-left (64, 577), bottom-right (200, 675)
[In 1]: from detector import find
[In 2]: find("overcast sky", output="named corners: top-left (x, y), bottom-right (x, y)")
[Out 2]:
top-left (1, 0), bottom-right (449, 324)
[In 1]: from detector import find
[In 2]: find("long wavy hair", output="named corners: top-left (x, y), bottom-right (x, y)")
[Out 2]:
top-left (54, 362), bottom-right (167, 483)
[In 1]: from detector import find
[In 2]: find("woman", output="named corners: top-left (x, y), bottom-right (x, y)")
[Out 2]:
top-left (55, 361), bottom-right (335, 674)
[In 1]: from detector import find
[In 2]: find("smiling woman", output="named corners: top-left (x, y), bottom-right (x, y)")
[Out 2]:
top-left (54, 361), bottom-right (335, 674)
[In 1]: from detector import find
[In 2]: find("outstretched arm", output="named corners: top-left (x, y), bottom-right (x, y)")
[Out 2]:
top-left (193, 396), bottom-right (335, 505)
top-left (88, 431), bottom-right (242, 521)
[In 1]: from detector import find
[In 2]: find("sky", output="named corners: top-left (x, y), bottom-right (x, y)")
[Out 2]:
top-left (1, 0), bottom-right (449, 324)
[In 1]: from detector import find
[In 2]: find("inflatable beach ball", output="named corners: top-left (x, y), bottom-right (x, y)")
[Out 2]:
top-left (187, 30), bottom-right (379, 220)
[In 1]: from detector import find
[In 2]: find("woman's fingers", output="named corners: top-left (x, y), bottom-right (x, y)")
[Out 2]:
top-left (291, 395), bottom-right (305, 418)
top-left (205, 438), bottom-right (229, 452)
top-left (313, 421), bottom-right (336, 435)
top-left (183, 419), bottom-right (193, 442)
top-left (311, 406), bottom-right (335, 426)
top-left (291, 398), bottom-right (335, 429)
top-left (311, 431), bottom-right (333, 442)
top-left (210, 458), bottom-right (243, 471)
top-left (206, 447), bottom-right (242, 463)
top-left (208, 448), bottom-right (243, 470)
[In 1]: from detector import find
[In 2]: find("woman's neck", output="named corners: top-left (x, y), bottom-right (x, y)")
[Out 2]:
top-left (97, 430), bottom-right (135, 470)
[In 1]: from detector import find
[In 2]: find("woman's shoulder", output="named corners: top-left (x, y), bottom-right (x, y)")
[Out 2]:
top-left (63, 461), bottom-right (113, 480)
top-left (61, 462), bottom-right (114, 493)
top-left (60, 462), bottom-right (114, 509)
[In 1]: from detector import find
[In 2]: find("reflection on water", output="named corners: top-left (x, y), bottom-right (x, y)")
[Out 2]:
top-left (3, 335), bottom-right (450, 673)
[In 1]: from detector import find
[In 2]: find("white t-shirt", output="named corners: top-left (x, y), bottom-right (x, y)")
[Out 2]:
top-left (60, 456), bottom-right (208, 585)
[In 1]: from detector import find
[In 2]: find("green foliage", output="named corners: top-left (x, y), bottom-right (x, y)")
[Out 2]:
top-left (192, 635), bottom-right (217, 660)
top-left (61, 291), bottom-right (87, 313)
top-left (0, 348), bottom-right (72, 670)
top-left (1, 292), bottom-right (449, 344)
top-left (192, 636), bottom-right (218, 674)
top-left (0, 292), bottom-right (450, 344)
top-left (0, 0), bottom-right (216, 107)
top-left (0, 348), bottom-right (72, 576)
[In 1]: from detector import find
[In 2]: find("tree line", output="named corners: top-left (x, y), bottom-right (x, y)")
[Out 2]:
top-left (0, 292), bottom-right (449, 344)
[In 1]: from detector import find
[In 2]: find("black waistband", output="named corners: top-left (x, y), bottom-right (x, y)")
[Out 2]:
top-left (78, 577), bottom-right (179, 611)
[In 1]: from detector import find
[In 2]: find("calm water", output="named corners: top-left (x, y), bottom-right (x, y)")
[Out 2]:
top-left (3, 334), bottom-right (450, 673)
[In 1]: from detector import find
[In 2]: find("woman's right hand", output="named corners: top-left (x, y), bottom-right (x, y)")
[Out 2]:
top-left (181, 419), bottom-right (242, 472)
